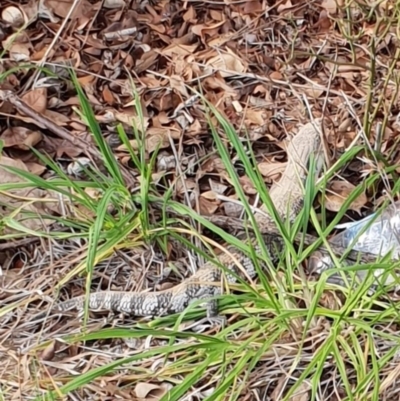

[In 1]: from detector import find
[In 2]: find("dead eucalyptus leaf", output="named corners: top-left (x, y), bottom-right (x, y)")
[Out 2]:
top-left (323, 180), bottom-right (367, 213)
top-left (206, 51), bottom-right (246, 77)
top-left (21, 87), bottom-right (47, 114)
top-left (0, 127), bottom-right (43, 150)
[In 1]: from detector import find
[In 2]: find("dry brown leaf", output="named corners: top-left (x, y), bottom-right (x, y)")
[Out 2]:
top-left (40, 341), bottom-right (57, 361)
top-left (102, 86), bottom-right (115, 105)
top-left (175, 178), bottom-right (196, 195)
top-left (239, 176), bottom-right (257, 195)
top-left (148, 23), bottom-right (166, 34)
top-left (21, 87), bottom-right (47, 114)
top-left (183, 6), bottom-right (195, 21)
top-left (199, 195), bottom-right (219, 215)
top-left (191, 20), bottom-right (225, 39)
top-left (243, 0), bottom-right (264, 14)
top-left (277, 0), bottom-right (293, 13)
top-left (39, 136), bottom-right (86, 158)
top-left (186, 119), bottom-right (203, 136)
top-left (170, 75), bottom-right (189, 98)
top-left (209, 179), bottom-right (228, 195)
top-left (43, 109), bottom-right (70, 125)
top-left (43, 0), bottom-right (91, 19)
top-left (223, 196), bottom-right (244, 218)
top-left (25, 162), bottom-right (46, 175)
top-left (244, 109), bottom-right (268, 125)
top-left (114, 109), bottom-right (150, 131)
top-left (117, 127), bottom-right (179, 153)
top-left (206, 51), bottom-right (246, 77)
top-left (303, 83), bottom-right (324, 99)
top-left (201, 190), bottom-right (218, 200)
top-left (323, 180), bottom-right (367, 213)
top-left (269, 71), bottom-right (283, 80)
top-left (203, 76), bottom-right (237, 96)
top-left (162, 43), bottom-right (198, 57)
top-left (200, 156), bottom-right (226, 177)
top-left (9, 42), bottom-right (31, 62)
top-left (314, 9), bottom-right (331, 31)
top-left (0, 127), bottom-right (43, 150)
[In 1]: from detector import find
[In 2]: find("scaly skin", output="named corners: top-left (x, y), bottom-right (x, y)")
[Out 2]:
top-left (53, 120), bottom-right (322, 317)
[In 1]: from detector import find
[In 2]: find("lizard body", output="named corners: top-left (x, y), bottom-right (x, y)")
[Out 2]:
top-left (55, 234), bottom-right (284, 316)
top-left (49, 121), bottom-right (322, 318)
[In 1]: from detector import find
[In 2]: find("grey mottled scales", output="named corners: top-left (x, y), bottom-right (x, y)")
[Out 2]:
top-left (52, 121), bottom-right (322, 318)
top-left (56, 234), bottom-right (284, 317)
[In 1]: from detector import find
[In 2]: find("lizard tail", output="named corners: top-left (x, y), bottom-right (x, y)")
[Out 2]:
top-left (56, 290), bottom-right (175, 316)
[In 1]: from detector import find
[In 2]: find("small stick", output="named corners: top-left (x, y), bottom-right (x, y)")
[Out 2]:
top-left (0, 90), bottom-right (135, 186)
top-left (0, 90), bottom-right (100, 159)
top-left (0, 237), bottom-right (40, 251)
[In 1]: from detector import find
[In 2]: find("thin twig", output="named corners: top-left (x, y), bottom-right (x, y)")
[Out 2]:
top-left (0, 237), bottom-right (40, 251)
top-left (0, 90), bottom-right (101, 158)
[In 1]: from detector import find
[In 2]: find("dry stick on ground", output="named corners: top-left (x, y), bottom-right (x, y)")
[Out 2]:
top-left (0, 90), bottom-right (100, 158)
top-left (0, 237), bottom-right (41, 251)
top-left (0, 90), bottom-right (135, 187)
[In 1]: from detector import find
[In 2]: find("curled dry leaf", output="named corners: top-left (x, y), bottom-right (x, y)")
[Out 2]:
top-left (40, 341), bottom-right (57, 361)
top-left (134, 382), bottom-right (170, 400)
top-left (192, 20), bottom-right (226, 39)
top-left (322, 180), bottom-right (367, 213)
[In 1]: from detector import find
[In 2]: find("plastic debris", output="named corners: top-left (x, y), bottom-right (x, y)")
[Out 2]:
top-left (309, 200), bottom-right (400, 286)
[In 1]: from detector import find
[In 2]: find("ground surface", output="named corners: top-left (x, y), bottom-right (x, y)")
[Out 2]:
top-left (1, 0), bottom-right (400, 400)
